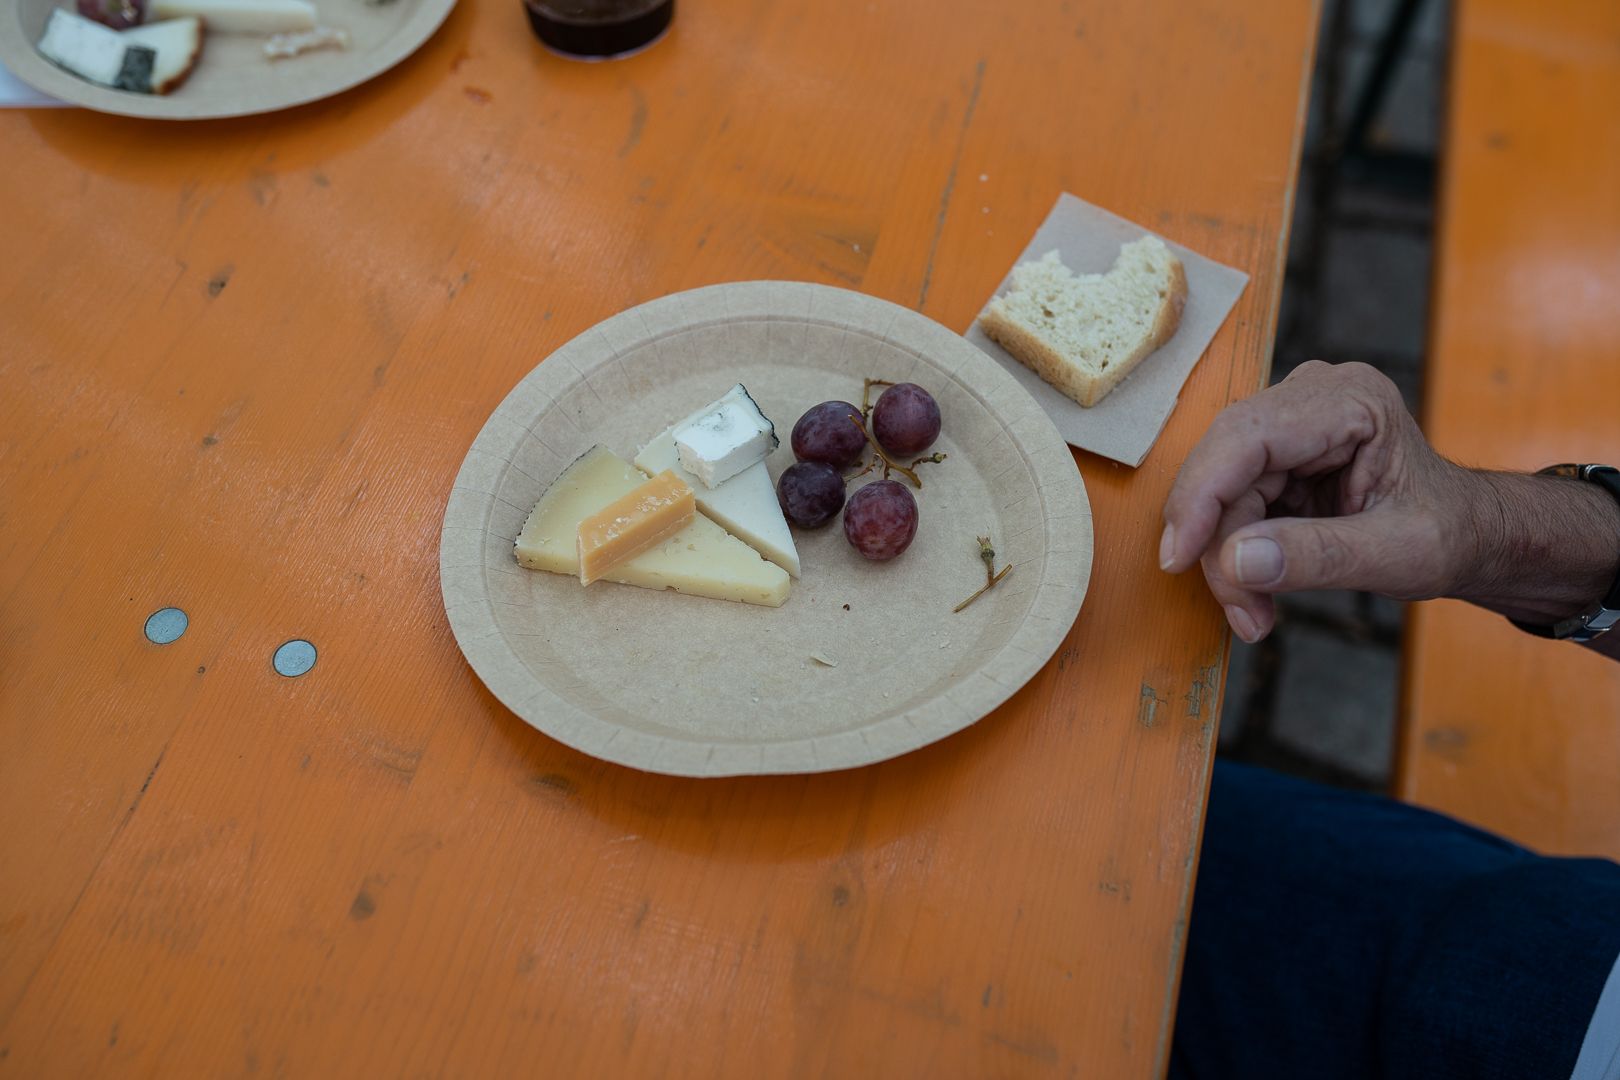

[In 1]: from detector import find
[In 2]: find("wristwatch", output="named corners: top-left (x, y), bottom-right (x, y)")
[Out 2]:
top-left (1508, 463), bottom-right (1620, 643)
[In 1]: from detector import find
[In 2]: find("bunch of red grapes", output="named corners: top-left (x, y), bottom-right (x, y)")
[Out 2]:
top-left (776, 382), bottom-right (942, 561)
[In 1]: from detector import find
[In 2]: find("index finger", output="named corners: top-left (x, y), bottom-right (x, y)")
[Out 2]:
top-left (1160, 370), bottom-right (1377, 573)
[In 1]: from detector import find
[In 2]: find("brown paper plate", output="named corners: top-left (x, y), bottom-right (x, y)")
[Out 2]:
top-left (440, 282), bottom-right (1093, 777)
top-left (0, 0), bottom-right (454, 119)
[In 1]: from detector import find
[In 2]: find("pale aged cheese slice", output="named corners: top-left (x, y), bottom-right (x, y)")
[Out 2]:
top-left (516, 446), bottom-right (789, 608)
top-left (150, 0), bottom-right (317, 33)
top-left (576, 470), bottom-right (694, 585)
top-left (635, 430), bottom-right (801, 579)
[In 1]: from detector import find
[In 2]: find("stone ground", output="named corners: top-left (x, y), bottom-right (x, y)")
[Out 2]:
top-left (1217, 0), bottom-right (1447, 790)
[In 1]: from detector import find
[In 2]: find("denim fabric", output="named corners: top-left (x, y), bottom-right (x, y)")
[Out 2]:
top-left (1170, 761), bottom-right (1620, 1080)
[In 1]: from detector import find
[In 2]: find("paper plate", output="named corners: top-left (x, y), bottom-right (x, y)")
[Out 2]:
top-left (0, 0), bottom-right (454, 119)
top-left (440, 282), bottom-right (1093, 777)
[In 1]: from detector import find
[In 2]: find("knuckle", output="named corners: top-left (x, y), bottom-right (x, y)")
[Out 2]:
top-left (1303, 524), bottom-right (1357, 585)
top-left (1212, 397), bottom-right (1261, 437)
top-left (1342, 361), bottom-right (1397, 396)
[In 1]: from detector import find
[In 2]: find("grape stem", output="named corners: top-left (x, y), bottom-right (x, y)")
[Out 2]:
top-left (848, 416), bottom-right (946, 488)
top-left (845, 459), bottom-right (879, 482)
top-left (860, 378), bottom-right (897, 419)
top-left (954, 535), bottom-right (1012, 612)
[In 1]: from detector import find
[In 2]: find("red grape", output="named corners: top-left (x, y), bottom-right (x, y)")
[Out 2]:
top-left (78, 0), bottom-right (144, 28)
top-left (776, 461), bottom-right (845, 528)
top-left (791, 400), bottom-right (867, 467)
top-left (843, 480), bottom-right (918, 560)
top-left (871, 383), bottom-right (941, 456)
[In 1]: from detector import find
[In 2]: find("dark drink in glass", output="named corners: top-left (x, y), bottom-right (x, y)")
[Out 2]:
top-left (523, 0), bottom-right (674, 59)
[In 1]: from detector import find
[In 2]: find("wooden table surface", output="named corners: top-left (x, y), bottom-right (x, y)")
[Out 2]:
top-left (0, 0), bottom-right (1317, 1075)
top-left (1397, 0), bottom-right (1620, 860)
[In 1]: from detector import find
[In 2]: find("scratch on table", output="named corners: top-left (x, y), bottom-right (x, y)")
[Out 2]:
top-left (1097, 856), bottom-right (1132, 902)
top-left (247, 169), bottom-right (277, 207)
top-left (619, 85), bottom-right (648, 158)
top-left (366, 739), bottom-right (423, 782)
top-left (986, 1029), bottom-right (1060, 1065)
top-left (1423, 726), bottom-right (1471, 763)
top-left (530, 772), bottom-right (576, 797)
top-left (123, 744), bottom-right (168, 825)
top-left (341, 480), bottom-right (369, 518)
top-left (917, 57), bottom-right (986, 311)
top-left (1137, 683), bottom-right (1168, 728)
top-left (157, 259), bottom-right (189, 309)
top-left (175, 180), bottom-right (197, 221)
top-left (1184, 661), bottom-right (1221, 718)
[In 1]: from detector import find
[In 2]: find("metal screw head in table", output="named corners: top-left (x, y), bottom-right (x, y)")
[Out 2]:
top-left (143, 607), bottom-right (188, 645)
top-left (273, 639), bottom-right (317, 677)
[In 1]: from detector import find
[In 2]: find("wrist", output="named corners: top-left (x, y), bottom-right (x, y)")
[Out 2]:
top-left (1450, 469), bottom-right (1620, 623)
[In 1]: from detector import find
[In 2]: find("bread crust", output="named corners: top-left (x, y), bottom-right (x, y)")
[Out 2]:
top-left (980, 251), bottom-right (1188, 408)
top-left (148, 17), bottom-right (204, 95)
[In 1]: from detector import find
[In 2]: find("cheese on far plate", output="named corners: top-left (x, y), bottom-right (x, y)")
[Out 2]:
top-left (516, 447), bottom-right (790, 608)
top-left (635, 429), bottom-right (801, 579)
top-left (150, 0), bottom-right (317, 33)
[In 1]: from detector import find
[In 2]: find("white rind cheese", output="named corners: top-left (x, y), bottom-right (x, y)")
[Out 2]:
top-left (36, 9), bottom-right (202, 94)
top-left (635, 429), bottom-right (801, 579)
top-left (516, 446), bottom-right (789, 608)
top-left (671, 384), bottom-right (778, 490)
top-left (37, 9), bottom-right (127, 87)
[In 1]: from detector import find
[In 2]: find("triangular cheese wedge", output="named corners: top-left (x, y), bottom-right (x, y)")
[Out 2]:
top-left (515, 446), bottom-right (790, 608)
top-left (635, 428), bottom-right (801, 579)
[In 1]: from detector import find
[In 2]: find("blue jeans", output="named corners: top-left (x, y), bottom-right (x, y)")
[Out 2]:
top-left (1171, 761), bottom-right (1620, 1079)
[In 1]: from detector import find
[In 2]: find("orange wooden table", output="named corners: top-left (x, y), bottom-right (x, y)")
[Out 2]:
top-left (0, 1), bottom-right (1317, 1075)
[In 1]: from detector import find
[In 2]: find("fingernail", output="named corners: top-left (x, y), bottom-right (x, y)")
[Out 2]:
top-left (1158, 525), bottom-right (1176, 571)
top-left (1235, 537), bottom-right (1284, 585)
top-left (1224, 604), bottom-right (1261, 643)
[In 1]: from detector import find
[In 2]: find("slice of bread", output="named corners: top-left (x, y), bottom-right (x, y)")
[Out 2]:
top-left (979, 237), bottom-right (1187, 408)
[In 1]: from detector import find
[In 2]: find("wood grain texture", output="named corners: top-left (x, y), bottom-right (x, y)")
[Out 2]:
top-left (1396, 0), bottom-right (1620, 859)
top-left (0, 0), bottom-right (1316, 1074)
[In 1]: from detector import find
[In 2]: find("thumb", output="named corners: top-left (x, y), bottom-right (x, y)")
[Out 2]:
top-left (1217, 509), bottom-right (1448, 598)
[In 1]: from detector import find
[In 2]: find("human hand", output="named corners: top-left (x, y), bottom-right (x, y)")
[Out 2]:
top-left (1158, 361), bottom-right (1472, 643)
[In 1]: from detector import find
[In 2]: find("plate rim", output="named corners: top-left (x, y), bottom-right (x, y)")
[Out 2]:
top-left (0, 0), bottom-right (455, 120)
top-left (439, 281), bottom-right (1093, 777)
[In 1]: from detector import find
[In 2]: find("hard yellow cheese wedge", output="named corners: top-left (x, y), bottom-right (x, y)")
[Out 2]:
top-left (576, 469), bottom-right (695, 585)
top-left (516, 446), bottom-right (790, 607)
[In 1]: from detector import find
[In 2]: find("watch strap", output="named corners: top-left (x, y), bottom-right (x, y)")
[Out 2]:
top-left (1507, 464), bottom-right (1620, 643)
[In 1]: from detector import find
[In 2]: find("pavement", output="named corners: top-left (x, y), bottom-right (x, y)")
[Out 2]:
top-left (1217, 0), bottom-right (1447, 790)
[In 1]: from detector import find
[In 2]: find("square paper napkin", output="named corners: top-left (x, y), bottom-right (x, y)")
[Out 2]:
top-left (964, 193), bottom-right (1249, 467)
